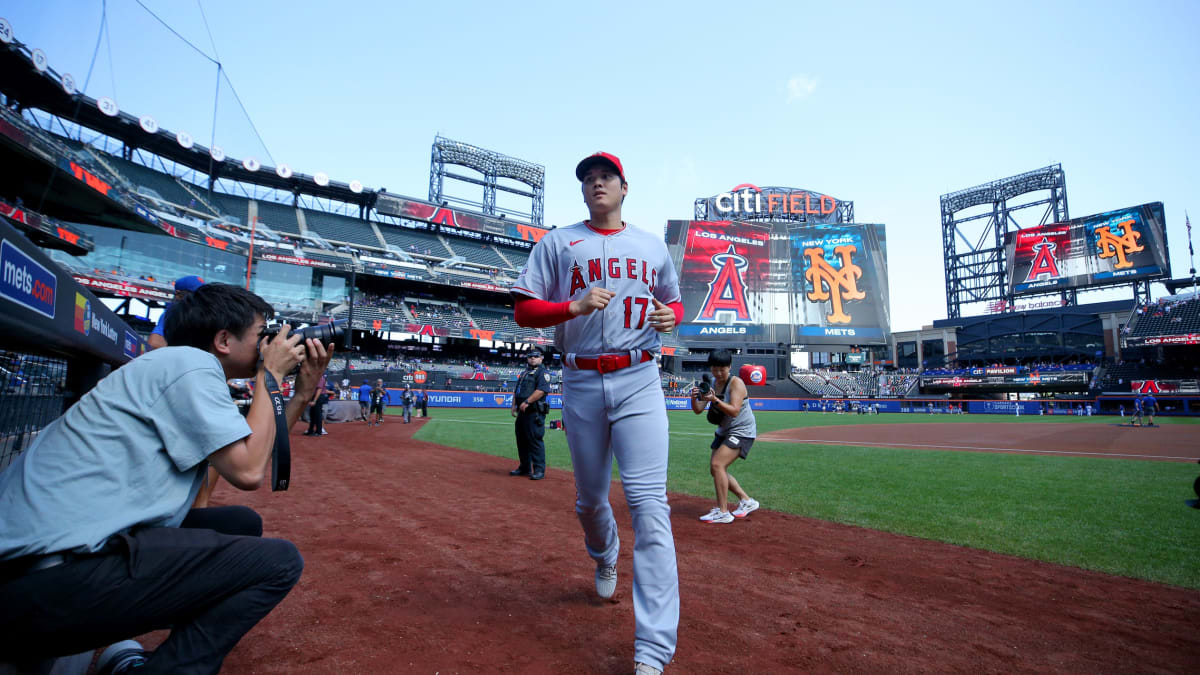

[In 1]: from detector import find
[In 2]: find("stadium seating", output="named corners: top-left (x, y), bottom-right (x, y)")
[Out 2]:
top-left (1128, 296), bottom-right (1200, 337)
top-left (255, 200), bottom-right (303, 235)
top-left (465, 305), bottom-right (545, 341)
top-left (377, 225), bottom-right (453, 258)
top-left (791, 372), bottom-right (843, 397)
top-left (208, 192), bottom-right (250, 226)
top-left (303, 209), bottom-right (380, 247)
top-left (104, 154), bottom-right (212, 213)
top-left (445, 240), bottom-right (508, 269)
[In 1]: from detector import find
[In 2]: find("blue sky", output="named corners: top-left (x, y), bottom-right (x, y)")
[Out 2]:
top-left (4, 0), bottom-right (1199, 331)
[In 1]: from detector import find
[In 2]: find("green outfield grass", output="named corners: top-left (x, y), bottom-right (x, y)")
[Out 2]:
top-left (412, 409), bottom-right (1200, 589)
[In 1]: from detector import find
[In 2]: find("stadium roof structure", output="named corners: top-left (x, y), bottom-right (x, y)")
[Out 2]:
top-left (0, 39), bottom-right (377, 209)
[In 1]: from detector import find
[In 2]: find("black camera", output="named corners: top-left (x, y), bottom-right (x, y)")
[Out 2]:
top-left (697, 373), bottom-right (713, 396)
top-left (261, 318), bottom-right (348, 345)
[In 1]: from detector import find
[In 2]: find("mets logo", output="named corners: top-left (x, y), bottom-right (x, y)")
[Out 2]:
top-left (1095, 220), bottom-right (1143, 269)
top-left (1024, 237), bottom-right (1061, 282)
top-left (696, 245), bottom-right (752, 323)
top-left (804, 245), bottom-right (864, 324)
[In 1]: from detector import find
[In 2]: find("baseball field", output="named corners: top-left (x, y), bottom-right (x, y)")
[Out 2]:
top-left (175, 410), bottom-right (1200, 673)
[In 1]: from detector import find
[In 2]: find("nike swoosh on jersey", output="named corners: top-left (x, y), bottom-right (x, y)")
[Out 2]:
top-left (569, 239), bottom-right (584, 246)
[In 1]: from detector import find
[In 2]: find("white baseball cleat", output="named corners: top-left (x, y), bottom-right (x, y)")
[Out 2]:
top-left (595, 563), bottom-right (617, 599)
top-left (732, 498), bottom-right (760, 518)
top-left (634, 662), bottom-right (663, 674)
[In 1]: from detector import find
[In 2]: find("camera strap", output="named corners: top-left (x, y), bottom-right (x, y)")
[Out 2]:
top-left (261, 370), bottom-right (291, 491)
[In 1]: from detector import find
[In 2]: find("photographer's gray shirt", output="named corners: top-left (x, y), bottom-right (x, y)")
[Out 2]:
top-left (715, 377), bottom-right (757, 439)
top-left (0, 347), bottom-right (250, 559)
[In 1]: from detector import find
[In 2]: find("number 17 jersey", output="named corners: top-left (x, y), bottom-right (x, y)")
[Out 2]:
top-left (512, 221), bottom-right (682, 356)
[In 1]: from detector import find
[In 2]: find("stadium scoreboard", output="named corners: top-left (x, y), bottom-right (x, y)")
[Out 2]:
top-left (665, 219), bottom-right (890, 346)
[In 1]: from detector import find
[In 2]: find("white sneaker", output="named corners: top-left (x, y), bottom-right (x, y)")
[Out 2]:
top-left (698, 507), bottom-right (722, 521)
top-left (733, 498), bottom-right (760, 518)
top-left (707, 510), bottom-right (734, 524)
top-left (634, 662), bottom-right (663, 675)
top-left (595, 563), bottom-right (617, 599)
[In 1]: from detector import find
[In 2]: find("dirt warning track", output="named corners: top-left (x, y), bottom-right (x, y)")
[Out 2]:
top-left (761, 422), bottom-right (1200, 461)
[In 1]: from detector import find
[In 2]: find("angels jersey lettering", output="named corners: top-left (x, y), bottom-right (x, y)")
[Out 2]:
top-left (512, 222), bottom-right (681, 355)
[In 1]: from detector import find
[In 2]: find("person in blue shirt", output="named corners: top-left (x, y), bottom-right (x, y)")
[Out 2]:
top-left (1132, 395), bottom-right (1145, 426)
top-left (0, 283), bottom-right (334, 673)
top-left (1142, 393), bottom-right (1158, 427)
top-left (147, 275), bottom-right (205, 350)
top-left (357, 378), bottom-right (372, 423)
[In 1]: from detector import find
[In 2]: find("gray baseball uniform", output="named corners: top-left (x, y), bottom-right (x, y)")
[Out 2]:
top-left (513, 220), bottom-right (681, 669)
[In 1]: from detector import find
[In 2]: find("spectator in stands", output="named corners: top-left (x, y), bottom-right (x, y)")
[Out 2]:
top-left (0, 283), bottom-right (332, 673)
top-left (147, 275), bottom-right (205, 350)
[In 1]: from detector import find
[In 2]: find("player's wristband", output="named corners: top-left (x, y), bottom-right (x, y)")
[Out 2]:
top-left (261, 370), bottom-right (291, 491)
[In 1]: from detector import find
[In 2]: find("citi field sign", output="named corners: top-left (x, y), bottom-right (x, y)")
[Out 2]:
top-left (707, 184), bottom-right (842, 222)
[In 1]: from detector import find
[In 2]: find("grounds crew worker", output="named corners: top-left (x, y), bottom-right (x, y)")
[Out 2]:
top-left (510, 346), bottom-right (550, 480)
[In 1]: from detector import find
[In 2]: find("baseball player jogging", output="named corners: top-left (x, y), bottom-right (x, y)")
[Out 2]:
top-left (512, 152), bottom-right (683, 675)
top-left (690, 349), bottom-right (759, 524)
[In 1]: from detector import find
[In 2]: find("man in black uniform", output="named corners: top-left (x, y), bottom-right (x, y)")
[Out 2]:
top-left (510, 346), bottom-right (550, 480)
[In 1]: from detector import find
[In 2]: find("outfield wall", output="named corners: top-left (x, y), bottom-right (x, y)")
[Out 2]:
top-left (380, 391), bottom-right (1200, 415)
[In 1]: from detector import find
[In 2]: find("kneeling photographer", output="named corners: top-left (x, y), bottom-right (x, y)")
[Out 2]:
top-left (0, 283), bottom-right (334, 673)
top-left (690, 349), bottom-right (760, 525)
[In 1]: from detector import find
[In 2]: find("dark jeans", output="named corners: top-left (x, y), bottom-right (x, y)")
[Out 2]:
top-left (0, 506), bottom-right (302, 675)
top-left (307, 397), bottom-right (327, 434)
top-left (515, 410), bottom-right (546, 473)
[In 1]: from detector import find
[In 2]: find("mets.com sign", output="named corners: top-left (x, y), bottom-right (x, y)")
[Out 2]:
top-left (702, 185), bottom-right (845, 223)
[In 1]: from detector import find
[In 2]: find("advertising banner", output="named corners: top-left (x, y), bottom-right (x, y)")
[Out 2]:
top-left (1006, 202), bottom-right (1169, 295)
top-left (73, 274), bottom-right (174, 302)
top-left (376, 193), bottom-right (550, 245)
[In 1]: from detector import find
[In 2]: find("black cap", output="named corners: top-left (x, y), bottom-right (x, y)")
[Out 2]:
top-left (526, 346), bottom-right (545, 356)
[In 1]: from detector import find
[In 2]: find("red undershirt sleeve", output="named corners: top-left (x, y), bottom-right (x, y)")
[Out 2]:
top-left (514, 297), bottom-right (574, 328)
top-left (515, 298), bottom-right (684, 330)
top-left (668, 301), bottom-right (684, 326)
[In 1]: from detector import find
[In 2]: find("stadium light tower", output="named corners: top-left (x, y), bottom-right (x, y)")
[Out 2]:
top-left (428, 136), bottom-right (545, 225)
top-left (940, 165), bottom-right (1069, 319)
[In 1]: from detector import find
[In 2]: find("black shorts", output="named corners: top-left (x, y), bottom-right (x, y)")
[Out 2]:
top-left (711, 433), bottom-right (754, 459)
top-left (359, 401), bottom-right (369, 411)
top-left (369, 403), bottom-right (384, 415)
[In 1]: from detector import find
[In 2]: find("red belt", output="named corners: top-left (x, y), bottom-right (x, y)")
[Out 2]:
top-left (573, 352), bottom-right (654, 374)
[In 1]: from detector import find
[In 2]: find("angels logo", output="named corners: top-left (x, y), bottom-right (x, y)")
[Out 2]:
top-left (1024, 237), bottom-right (1061, 282)
top-left (1132, 380), bottom-right (1161, 394)
top-left (695, 245), bottom-right (752, 323)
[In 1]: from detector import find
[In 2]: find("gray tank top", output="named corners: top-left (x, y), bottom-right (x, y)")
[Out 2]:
top-left (715, 377), bottom-right (757, 438)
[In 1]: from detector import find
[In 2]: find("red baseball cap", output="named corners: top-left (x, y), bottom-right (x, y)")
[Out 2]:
top-left (575, 152), bottom-right (625, 183)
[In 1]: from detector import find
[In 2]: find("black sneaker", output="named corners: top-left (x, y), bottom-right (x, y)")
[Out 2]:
top-left (96, 640), bottom-right (148, 675)
top-left (509, 468), bottom-right (530, 476)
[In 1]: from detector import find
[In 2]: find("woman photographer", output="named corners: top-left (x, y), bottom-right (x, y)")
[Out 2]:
top-left (690, 350), bottom-right (760, 524)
